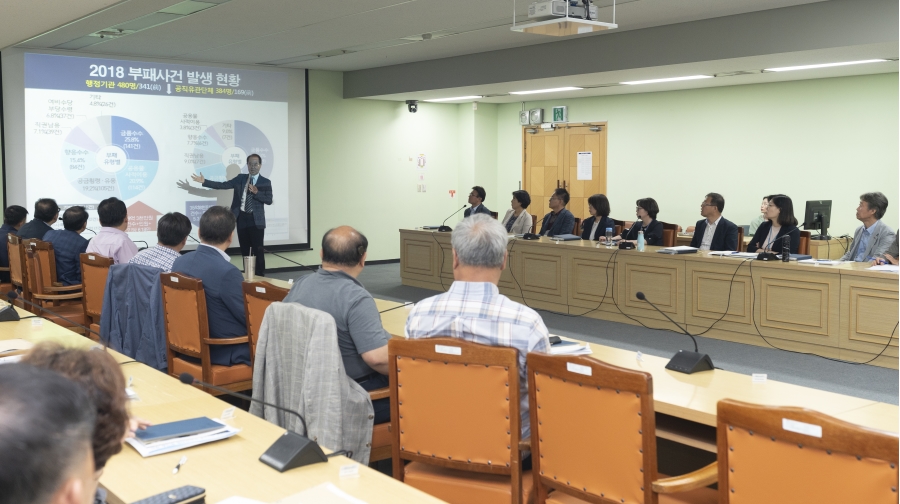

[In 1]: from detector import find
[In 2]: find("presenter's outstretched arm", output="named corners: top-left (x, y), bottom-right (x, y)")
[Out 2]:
top-left (190, 172), bottom-right (205, 184)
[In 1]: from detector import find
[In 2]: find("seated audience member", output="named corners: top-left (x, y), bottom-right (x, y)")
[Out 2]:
top-left (17, 198), bottom-right (59, 240)
top-left (501, 190), bottom-right (533, 234)
top-left (406, 214), bottom-right (550, 455)
top-left (749, 196), bottom-right (769, 235)
top-left (581, 193), bottom-right (615, 241)
top-left (86, 198), bottom-right (138, 264)
top-left (875, 233), bottom-right (899, 265)
top-left (129, 212), bottom-right (192, 272)
top-left (746, 194), bottom-right (800, 254)
top-left (0, 363), bottom-right (97, 504)
top-left (23, 343), bottom-right (148, 504)
top-left (283, 226), bottom-right (391, 424)
top-left (0, 205), bottom-right (28, 283)
top-left (690, 192), bottom-right (739, 251)
top-left (171, 206), bottom-right (250, 366)
top-left (539, 188), bottom-right (576, 237)
top-left (615, 198), bottom-right (663, 245)
top-left (464, 186), bottom-right (492, 217)
top-left (44, 206), bottom-right (90, 286)
top-left (840, 192), bottom-right (895, 262)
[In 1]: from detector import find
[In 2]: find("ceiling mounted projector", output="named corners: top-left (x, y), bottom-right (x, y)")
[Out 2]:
top-left (513, 0), bottom-right (617, 37)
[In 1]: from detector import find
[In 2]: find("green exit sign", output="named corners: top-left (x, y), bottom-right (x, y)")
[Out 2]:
top-left (551, 106), bottom-right (567, 123)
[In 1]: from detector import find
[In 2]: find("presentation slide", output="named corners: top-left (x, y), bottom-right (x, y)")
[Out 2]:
top-left (3, 51), bottom-right (308, 250)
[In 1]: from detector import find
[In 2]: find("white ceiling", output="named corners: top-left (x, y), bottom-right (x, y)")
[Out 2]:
top-left (7, 0), bottom-right (828, 71)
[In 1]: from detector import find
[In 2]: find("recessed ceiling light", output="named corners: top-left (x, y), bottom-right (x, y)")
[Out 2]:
top-left (509, 87), bottom-right (583, 95)
top-left (764, 59), bottom-right (889, 72)
top-left (621, 75), bottom-right (713, 85)
top-left (424, 96), bottom-right (483, 102)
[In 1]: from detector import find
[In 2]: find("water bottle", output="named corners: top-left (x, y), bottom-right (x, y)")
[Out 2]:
top-left (605, 227), bottom-right (613, 248)
top-left (637, 231), bottom-right (645, 252)
top-left (782, 236), bottom-right (790, 262)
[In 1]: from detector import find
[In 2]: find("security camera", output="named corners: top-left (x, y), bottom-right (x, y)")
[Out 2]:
top-left (406, 100), bottom-right (418, 113)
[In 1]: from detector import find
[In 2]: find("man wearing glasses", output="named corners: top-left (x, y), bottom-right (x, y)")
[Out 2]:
top-left (689, 192), bottom-right (739, 251)
top-left (191, 153), bottom-right (273, 276)
top-left (538, 188), bottom-right (576, 237)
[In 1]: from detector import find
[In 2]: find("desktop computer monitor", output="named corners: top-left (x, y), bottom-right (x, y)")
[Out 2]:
top-left (802, 200), bottom-right (832, 240)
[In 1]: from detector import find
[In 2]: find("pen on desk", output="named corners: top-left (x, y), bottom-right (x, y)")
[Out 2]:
top-left (173, 455), bottom-right (187, 474)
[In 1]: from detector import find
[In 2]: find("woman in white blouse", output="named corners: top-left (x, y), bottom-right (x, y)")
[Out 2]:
top-left (501, 190), bottom-right (534, 234)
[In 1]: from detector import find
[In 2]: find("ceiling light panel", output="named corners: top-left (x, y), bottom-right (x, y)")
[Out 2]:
top-left (764, 59), bottom-right (889, 72)
top-left (424, 96), bottom-right (483, 102)
top-left (111, 13), bottom-right (183, 32)
top-left (158, 1), bottom-right (218, 16)
top-left (621, 75), bottom-right (712, 85)
top-left (509, 86), bottom-right (583, 95)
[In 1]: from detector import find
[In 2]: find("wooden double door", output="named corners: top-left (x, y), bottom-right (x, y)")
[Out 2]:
top-left (522, 123), bottom-right (608, 224)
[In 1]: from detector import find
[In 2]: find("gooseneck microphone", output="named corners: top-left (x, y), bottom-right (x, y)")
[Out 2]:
top-left (635, 291), bottom-right (714, 374)
top-left (7, 291), bottom-right (104, 344)
top-left (178, 373), bottom-right (331, 471)
top-left (438, 205), bottom-right (468, 232)
top-left (261, 247), bottom-right (317, 275)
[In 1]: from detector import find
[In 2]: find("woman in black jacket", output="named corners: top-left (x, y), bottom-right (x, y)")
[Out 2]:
top-left (581, 194), bottom-right (616, 241)
top-left (746, 194), bottom-right (800, 254)
top-left (614, 197), bottom-right (663, 246)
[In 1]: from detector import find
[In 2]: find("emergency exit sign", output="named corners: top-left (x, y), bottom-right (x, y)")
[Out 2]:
top-left (551, 106), bottom-right (567, 123)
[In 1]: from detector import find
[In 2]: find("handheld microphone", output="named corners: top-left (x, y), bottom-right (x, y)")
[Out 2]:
top-left (7, 291), bottom-right (104, 344)
top-left (438, 205), bottom-right (467, 232)
top-left (178, 373), bottom-right (329, 471)
top-left (635, 291), bottom-right (713, 374)
top-left (261, 248), bottom-right (317, 275)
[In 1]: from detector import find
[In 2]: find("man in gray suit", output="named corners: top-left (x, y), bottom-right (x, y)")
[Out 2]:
top-left (464, 186), bottom-right (492, 217)
top-left (841, 192), bottom-right (896, 262)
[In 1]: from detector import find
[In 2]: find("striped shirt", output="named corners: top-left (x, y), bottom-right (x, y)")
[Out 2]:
top-left (128, 245), bottom-right (181, 272)
top-left (405, 281), bottom-right (550, 439)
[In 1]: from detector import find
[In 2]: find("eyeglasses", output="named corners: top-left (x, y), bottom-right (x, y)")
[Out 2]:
top-left (700, 203), bottom-right (715, 207)
top-left (248, 162), bottom-right (261, 167)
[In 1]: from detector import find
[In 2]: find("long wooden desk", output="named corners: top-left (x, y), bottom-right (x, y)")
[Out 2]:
top-left (0, 305), bottom-right (443, 504)
top-left (400, 229), bottom-right (899, 369)
top-left (676, 233), bottom-right (851, 259)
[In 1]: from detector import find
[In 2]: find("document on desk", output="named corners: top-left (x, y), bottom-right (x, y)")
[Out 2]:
top-left (550, 340), bottom-right (592, 356)
top-left (125, 418), bottom-right (239, 457)
top-left (0, 338), bottom-right (33, 354)
top-left (868, 264), bottom-right (900, 273)
top-left (276, 482), bottom-right (368, 504)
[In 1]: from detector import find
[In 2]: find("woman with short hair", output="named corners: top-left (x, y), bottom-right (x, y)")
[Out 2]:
top-left (501, 190), bottom-right (534, 234)
top-left (581, 194), bottom-right (615, 241)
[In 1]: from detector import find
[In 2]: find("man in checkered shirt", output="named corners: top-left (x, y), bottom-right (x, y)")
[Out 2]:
top-left (128, 212), bottom-right (192, 272)
top-left (405, 214), bottom-right (550, 461)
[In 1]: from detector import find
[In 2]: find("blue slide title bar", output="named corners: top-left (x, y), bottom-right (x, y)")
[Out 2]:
top-left (25, 53), bottom-right (287, 102)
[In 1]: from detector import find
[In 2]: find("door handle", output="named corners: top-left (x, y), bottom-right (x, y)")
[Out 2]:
top-left (557, 179), bottom-right (560, 188)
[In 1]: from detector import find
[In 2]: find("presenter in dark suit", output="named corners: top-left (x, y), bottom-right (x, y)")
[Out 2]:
top-left (581, 194), bottom-right (615, 241)
top-left (614, 198), bottom-right (663, 245)
top-left (746, 194), bottom-right (800, 255)
top-left (171, 206), bottom-right (251, 367)
top-left (464, 186), bottom-right (492, 217)
top-left (689, 192), bottom-right (739, 251)
top-left (190, 154), bottom-right (272, 276)
top-left (539, 188), bottom-right (576, 237)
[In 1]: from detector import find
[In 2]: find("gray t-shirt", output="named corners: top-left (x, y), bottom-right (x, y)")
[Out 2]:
top-left (283, 269), bottom-right (389, 379)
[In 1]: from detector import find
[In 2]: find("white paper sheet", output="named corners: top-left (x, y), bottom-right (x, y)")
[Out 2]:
top-left (576, 152), bottom-right (592, 180)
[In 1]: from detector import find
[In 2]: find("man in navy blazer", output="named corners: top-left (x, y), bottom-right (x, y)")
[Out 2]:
top-left (690, 192), bottom-right (739, 251)
top-left (191, 154), bottom-right (272, 276)
top-left (539, 188), bottom-right (576, 237)
top-left (463, 186), bottom-right (492, 217)
top-left (171, 206), bottom-right (251, 367)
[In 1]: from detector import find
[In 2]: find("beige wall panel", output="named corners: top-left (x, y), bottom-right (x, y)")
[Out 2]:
top-left (754, 268), bottom-right (841, 347)
top-left (567, 251), bottom-right (617, 312)
top-left (840, 275), bottom-right (900, 354)
top-left (617, 255), bottom-right (684, 322)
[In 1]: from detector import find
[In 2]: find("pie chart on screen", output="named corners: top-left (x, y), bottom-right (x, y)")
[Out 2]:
top-left (191, 120), bottom-right (273, 181)
top-left (60, 116), bottom-right (159, 200)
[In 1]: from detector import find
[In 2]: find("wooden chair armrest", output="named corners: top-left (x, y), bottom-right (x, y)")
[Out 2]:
top-left (202, 336), bottom-right (249, 345)
top-left (44, 284), bottom-right (82, 292)
top-left (0, 267), bottom-right (9, 272)
top-left (32, 293), bottom-right (83, 301)
top-left (651, 462), bottom-right (718, 494)
top-left (518, 437), bottom-right (531, 452)
top-left (368, 387), bottom-right (390, 401)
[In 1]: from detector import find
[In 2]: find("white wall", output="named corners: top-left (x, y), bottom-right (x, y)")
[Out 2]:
top-left (495, 74), bottom-right (899, 236)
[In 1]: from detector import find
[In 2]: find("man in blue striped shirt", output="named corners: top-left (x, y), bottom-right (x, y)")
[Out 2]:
top-left (406, 214), bottom-right (550, 450)
top-left (128, 212), bottom-right (192, 272)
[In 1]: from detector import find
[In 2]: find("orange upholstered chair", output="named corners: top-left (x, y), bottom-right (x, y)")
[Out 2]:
top-left (527, 352), bottom-right (717, 504)
top-left (25, 248), bottom-right (88, 335)
top-left (30, 241), bottom-right (82, 301)
top-left (241, 281), bottom-right (289, 368)
top-left (660, 222), bottom-right (679, 247)
top-left (572, 217), bottom-right (581, 235)
top-left (713, 399), bottom-right (898, 503)
top-left (161, 272), bottom-right (252, 395)
top-left (799, 230), bottom-right (811, 255)
top-left (7, 235), bottom-right (34, 307)
top-left (80, 252), bottom-right (113, 338)
top-left (389, 337), bottom-right (533, 504)
top-left (736, 226), bottom-right (744, 252)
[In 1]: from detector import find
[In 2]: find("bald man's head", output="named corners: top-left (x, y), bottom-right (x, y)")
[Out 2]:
top-left (321, 226), bottom-right (368, 267)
